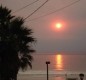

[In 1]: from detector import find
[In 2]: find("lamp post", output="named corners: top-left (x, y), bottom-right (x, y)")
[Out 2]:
top-left (46, 61), bottom-right (50, 80)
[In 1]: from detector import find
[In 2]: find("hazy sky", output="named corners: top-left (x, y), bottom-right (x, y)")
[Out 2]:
top-left (0, 0), bottom-right (86, 54)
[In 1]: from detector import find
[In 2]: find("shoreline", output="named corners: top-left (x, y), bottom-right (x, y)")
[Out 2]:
top-left (18, 70), bottom-right (86, 75)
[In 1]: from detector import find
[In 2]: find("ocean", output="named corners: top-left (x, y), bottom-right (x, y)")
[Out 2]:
top-left (17, 54), bottom-right (86, 80)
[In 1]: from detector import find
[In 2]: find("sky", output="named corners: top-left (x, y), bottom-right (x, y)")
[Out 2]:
top-left (0, 0), bottom-right (86, 54)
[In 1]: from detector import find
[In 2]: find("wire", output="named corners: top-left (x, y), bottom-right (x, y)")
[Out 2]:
top-left (24, 0), bottom-right (49, 20)
top-left (12, 0), bottom-right (39, 14)
top-left (27, 0), bottom-right (80, 21)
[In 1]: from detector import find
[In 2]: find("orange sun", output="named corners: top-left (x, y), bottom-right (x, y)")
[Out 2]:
top-left (56, 23), bottom-right (62, 29)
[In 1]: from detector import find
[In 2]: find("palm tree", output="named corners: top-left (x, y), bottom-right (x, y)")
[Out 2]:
top-left (0, 5), bottom-right (36, 80)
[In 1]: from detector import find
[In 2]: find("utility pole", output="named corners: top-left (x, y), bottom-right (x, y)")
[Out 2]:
top-left (46, 61), bottom-right (50, 80)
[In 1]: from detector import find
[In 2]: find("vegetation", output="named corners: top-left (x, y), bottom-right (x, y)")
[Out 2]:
top-left (0, 5), bottom-right (36, 80)
top-left (79, 73), bottom-right (84, 80)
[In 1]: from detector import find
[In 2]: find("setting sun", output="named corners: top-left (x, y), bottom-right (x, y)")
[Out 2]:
top-left (56, 23), bottom-right (62, 29)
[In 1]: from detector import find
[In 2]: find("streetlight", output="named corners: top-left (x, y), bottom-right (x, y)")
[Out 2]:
top-left (46, 61), bottom-right (50, 80)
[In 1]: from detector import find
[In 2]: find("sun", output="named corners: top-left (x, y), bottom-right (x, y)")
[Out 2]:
top-left (56, 23), bottom-right (62, 29)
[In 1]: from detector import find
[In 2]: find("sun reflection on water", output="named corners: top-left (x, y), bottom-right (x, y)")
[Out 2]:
top-left (56, 53), bottom-right (63, 70)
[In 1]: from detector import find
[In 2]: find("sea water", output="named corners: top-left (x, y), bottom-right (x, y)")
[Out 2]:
top-left (17, 54), bottom-right (86, 80)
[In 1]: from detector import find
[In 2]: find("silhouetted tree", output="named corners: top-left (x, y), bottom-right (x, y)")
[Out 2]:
top-left (0, 5), bottom-right (36, 80)
top-left (79, 73), bottom-right (84, 80)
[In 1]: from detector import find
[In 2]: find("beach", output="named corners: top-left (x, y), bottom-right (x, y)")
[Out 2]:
top-left (17, 71), bottom-right (86, 80)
